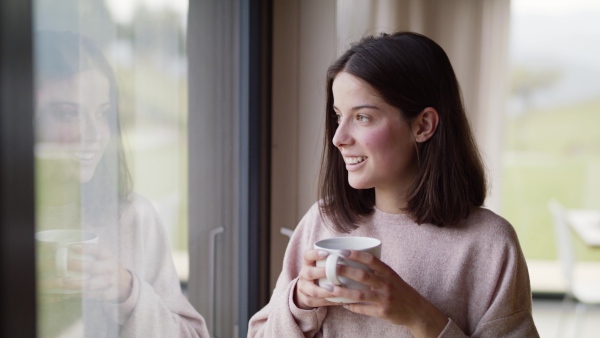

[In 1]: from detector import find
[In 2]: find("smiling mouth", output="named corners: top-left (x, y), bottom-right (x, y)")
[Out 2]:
top-left (68, 152), bottom-right (96, 161)
top-left (344, 156), bottom-right (367, 165)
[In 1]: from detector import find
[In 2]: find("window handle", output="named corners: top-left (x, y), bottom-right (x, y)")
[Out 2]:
top-left (208, 226), bottom-right (224, 337)
top-left (280, 227), bottom-right (294, 239)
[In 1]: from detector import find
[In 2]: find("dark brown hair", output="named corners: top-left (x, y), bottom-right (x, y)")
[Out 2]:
top-left (318, 32), bottom-right (486, 232)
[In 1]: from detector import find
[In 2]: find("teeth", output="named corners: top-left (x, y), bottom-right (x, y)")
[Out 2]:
top-left (344, 156), bottom-right (367, 164)
top-left (69, 152), bottom-right (95, 160)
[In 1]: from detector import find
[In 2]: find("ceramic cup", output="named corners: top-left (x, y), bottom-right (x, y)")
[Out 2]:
top-left (314, 236), bottom-right (382, 303)
top-left (36, 229), bottom-right (98, 293)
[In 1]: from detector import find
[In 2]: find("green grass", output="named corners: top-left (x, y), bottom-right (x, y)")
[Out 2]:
top-left (502, 99), bottom-right (600, 261)
top-left (117, 60), bottom-right (189, 252)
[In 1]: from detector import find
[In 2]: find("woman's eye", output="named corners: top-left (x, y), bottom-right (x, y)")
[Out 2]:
top-left (356, 115), bottom-right (369, 122)
top-left (53, 109), bottom-right (79, 121)
top-left (98, 107), bottom-right (111, 120)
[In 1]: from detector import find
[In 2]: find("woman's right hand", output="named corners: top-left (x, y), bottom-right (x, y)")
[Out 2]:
top-left (294, 249), bottom-right (338, 310)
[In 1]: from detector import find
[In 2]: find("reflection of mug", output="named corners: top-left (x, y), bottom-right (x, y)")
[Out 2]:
top-left (36, 229), bottom-right (98, 287)
top-left (314, 237), bottom-right (382, 303)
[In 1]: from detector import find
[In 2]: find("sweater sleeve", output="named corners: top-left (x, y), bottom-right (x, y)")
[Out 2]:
top-left (438, 319), bottom-right (468, 338)
top-left (248, 204), bottom-right (328, 337)
top-left (470, 226), bottom-right (539, 338)
top-left (437, 309), bottom-right (538, 338)
top-left (103, 196), bottom-right (210, 338)
top-left (436, 249), bottom-right (539, 338)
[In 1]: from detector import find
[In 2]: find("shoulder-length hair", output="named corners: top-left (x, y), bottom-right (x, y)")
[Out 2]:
top-left (319, 32), bottom-right (486, 232)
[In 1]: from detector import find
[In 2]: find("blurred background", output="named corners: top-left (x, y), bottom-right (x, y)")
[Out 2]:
top-left (504, 1), bottom-right (600, 336)
top-left (505, 0), bottom-right (600, 279)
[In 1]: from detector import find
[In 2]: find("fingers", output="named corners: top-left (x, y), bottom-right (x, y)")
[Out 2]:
top-left (295, 279), bottom-right (339, 309)
top-left (39, 276), bottom-right (78, 292)
top-left (335, 264), bottom-right (382, 288)
top-left (67, 257), bottom-right (113, 275)
top-left (296, 248), bottom-right (340, 309)
top-left (303, 249), bottom-right (329, 265)
top-left (342, 302), bottom-right (381, 317)
top-left (70, 243), bottom-right (112, 260)
top-left (67, 244), bottom-right (117, 277)
top-left (298, 264), bottom-right (327, 281)
top-left (64, 246), bottom-right (120, 296)
top-left (344, 251), bottom-right (394, 277)
top-left (327, 284), bottom-right (378, 304)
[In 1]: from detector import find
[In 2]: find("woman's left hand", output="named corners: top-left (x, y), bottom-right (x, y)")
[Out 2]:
top-left (329, 250), bottom-right (448, 338)
top-left (65, 243), bottom-right (133, 303)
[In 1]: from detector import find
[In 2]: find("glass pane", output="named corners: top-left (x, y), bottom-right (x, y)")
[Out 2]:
top-left (505, 0), bottom-right (600, 292)
top-left (33, 0), bottom-right (209, 337)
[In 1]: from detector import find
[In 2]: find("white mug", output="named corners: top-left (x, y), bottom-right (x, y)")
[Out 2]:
top-left (36, 229), bottom-right (98, 293)
top-left (314, 236), bottom-right (382, 303)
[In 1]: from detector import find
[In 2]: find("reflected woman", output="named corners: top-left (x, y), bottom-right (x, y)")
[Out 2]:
top-left (35, 30), bottom-right (209, 338)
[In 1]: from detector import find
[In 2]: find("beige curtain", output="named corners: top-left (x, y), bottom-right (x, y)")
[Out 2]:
top-left (270, 0), bottom-right (511, 290)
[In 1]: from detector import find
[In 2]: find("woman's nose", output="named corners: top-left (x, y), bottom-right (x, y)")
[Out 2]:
top-left (332, 119), bottom-right (351, 148)
top-left (81, 114), bottom-right (101, 143)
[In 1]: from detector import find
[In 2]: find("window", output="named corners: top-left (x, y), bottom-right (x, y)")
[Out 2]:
top-left (22, 0), bottom-right (270, 337)
top-left (505, 0), bottom-right (600, 292)
top-left (33, 1), bottom-right (200, 336)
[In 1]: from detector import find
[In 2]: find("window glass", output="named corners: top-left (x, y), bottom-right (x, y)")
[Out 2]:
top-left (33, 0), bottom-right (200, 336)
top-left (505, 0), bottom-right (600, 290)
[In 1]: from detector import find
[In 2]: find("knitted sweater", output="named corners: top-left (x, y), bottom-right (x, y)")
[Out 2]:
top-left (248, 203), bottom-right (539, 337)
top-left (100, 193), bottom-right (210, 337)
top-left (38, 194), bottom-right (210, 338)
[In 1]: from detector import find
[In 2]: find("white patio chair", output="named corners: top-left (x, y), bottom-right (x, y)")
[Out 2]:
top-left (548, 199), bottom-right (600, 337)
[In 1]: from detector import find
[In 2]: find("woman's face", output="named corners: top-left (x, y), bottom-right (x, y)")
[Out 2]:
top-left (332, 72), bottom-right (418, 196)
top-left (36, 69), bottom-right (112, 183)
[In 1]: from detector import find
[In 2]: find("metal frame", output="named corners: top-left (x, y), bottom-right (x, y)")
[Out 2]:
top-left (239, 0), bottom-right (272, 336)
top-left (0, 0), bottom-right (37, 337)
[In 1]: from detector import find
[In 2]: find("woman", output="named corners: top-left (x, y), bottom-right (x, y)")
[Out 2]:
top-left (35, 31), bottom-right (209, 338)
top-left (249, 32), bottom-right (539, 337)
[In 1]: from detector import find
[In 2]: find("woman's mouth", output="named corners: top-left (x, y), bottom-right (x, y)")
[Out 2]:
top-left (68, 151), bottom-right (96, 161)
top-left (344, 156), bottom-right (367, 165)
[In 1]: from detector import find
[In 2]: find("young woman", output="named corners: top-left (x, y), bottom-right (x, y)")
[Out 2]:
top-left (249, 32), bottom-right (539, 337)
top-left (35, 31), bottom-right (209, 338)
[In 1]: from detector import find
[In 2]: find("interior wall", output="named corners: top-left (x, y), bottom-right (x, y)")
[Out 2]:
top-left (270, 0), bottom-right (338, 291)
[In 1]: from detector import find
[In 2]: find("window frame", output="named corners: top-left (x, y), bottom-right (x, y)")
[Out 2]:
top-left (0, 0), bottom-right (37, 337)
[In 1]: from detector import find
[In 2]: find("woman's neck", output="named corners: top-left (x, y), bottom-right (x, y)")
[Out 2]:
top-left (374, 188), bottom-right (408, 214)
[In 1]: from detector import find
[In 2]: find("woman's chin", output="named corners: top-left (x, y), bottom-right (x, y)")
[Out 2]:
top-left (347, 179), bottom-right (372, 190)
top-left (79, 168), bottom-right (98, 183)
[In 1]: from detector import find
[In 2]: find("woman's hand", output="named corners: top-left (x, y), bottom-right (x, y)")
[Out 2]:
top-left (65, 243), bottom-right (133, 303)
top-left (328, 250), bottom-right (448, 338)
top-left (294, 249), bottom-right (340, 310)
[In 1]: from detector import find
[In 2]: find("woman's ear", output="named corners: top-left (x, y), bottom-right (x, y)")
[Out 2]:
top-left (411, 107), bottom-right (439, 143)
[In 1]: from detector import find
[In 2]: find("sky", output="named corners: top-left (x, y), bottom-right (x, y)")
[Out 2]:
top-left (105, 0), bottom-right (187, 24)
top-left (512, 0), bottom-right (600, 16)
top-left (509, 0), bottom-right (600, 111)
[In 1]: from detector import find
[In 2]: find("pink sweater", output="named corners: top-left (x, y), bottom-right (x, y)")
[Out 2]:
top-left (102, 194), bottom-right (210, 337)
top-left (248, 203), bottom-right (539, 337)
top-left (38, 194), bottom-right (210, 338)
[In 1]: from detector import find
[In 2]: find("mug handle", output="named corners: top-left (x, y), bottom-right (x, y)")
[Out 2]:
top-left (56, 244), bottom-right (68, 277)
top-left (325, 254), bottom-right (343, 286)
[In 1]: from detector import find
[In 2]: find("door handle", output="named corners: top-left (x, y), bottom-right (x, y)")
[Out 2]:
top-left (208, 226), bottom-right (224, 337)
top-left (280, 227), bottom-right (294, 239)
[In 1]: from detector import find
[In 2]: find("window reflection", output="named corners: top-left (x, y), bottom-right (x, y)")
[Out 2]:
top-left (33, 3), bottom-right (208, 336)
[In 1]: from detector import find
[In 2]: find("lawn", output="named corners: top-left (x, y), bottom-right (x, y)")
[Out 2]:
top-left (502, 99), bottom-right (600, 261)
